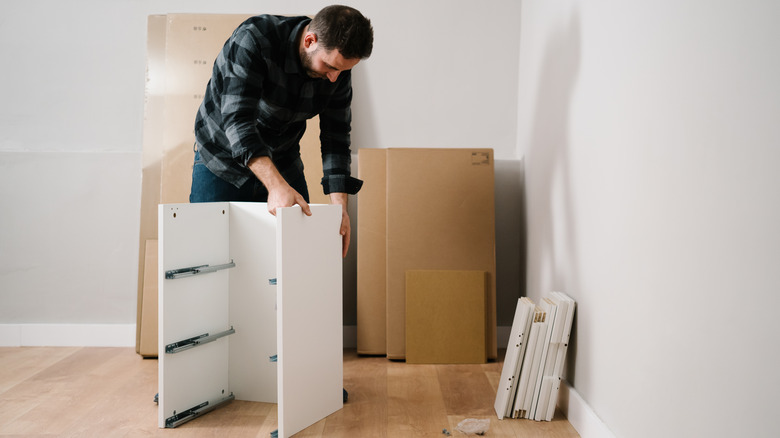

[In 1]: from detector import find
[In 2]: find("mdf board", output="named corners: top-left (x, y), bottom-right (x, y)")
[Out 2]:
top-left (386, 148), bottom-right (497, 360)
top-left (405, 270), bottom-right (487, 364)
top-left (356, 149), bottom-right (387, 355)
top-left (158, 202), bottom-right (343, 437)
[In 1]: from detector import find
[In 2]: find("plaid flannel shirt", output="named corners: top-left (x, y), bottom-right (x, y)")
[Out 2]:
top-left (194, 14), bottom-right (363, 195)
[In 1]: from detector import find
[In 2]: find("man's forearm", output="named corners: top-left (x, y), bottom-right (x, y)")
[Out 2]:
top-left (247, 156), bottom-right (311, 216)
top-left (329, 192), bottom-right (348, 210)
top-left (247, 156), bottom-right (286, 191)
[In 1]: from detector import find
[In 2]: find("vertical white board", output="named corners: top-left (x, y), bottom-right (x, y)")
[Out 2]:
top-left (158, 202), bottom-right (232, 428)
top-left (277, 205), bottom-right (344, 438)
top-left (228, 202), bottom-right (278, 402)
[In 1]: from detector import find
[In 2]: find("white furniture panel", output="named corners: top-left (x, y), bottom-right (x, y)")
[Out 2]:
top-left (158, 202), bottom-right (233, 428)
top-left (277, 206), bottom-right (343, 438)
top-left (158, 202), bottom-right (343, 435)
top-left (228, 203), bottom-right (278, 402)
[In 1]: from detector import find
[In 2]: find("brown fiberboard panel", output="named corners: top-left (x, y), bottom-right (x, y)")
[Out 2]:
top-left (406, 270), bottom-right (487, 364)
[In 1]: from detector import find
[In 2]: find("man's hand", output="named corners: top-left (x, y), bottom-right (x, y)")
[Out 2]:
top-left (330, 192), bottom-right (350, 258)
top-left (248, 156), bottom-right (312, 216)
top-left (267, 184), bottom-right (312, 217)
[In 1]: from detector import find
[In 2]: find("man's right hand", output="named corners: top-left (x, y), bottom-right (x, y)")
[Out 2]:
top-left (248, 156), bottom-right (312, 216)
top-left (267, 184), bottom-right (312, 217)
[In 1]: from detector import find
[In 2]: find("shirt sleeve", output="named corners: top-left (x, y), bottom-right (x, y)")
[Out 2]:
top-left (318, 71), bottom-right (364, 195)
top-left (217, 27), bottom-right (271, 167)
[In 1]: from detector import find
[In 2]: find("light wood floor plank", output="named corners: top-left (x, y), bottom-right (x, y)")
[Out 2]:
top-left (387, 362), bottom-right (452, 437)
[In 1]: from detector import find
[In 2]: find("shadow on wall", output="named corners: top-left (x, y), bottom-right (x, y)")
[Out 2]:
top-left (343, 63), bottom-right (378, 326)
top-left (495, 159), bottom-right (526, 325)
top-left (524, 11), bottom-right (581, 383)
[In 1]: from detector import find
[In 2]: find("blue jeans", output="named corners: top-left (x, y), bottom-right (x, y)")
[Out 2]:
top-left (189, 149), bottom-right (310, 203)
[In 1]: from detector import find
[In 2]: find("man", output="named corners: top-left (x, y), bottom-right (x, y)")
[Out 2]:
top-left (190, 5), bottom-right (374, 257)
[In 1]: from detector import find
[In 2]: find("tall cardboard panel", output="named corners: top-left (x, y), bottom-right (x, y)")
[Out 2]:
top-left (386, 148), bottom-right (497, 360)
top-left (137, 13), bottom-right (325, 356)
top-left (356, 149), bottom-right (387, 355)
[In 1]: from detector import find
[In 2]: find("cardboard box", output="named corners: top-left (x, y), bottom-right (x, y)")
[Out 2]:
top-left (356, 149), bottom-right (387, 354)
top-left (136, 14), bottom-right (325, 355)
top-left (385, 148), bottom-right (496, 360)
top-left (406, 270), bottom-right (487, 364)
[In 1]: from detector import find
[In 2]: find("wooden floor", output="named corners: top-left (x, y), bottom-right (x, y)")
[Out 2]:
top-left (0, 347), bottom-right (579, 437)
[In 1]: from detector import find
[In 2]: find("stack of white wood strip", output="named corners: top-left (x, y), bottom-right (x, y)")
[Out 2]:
top-left (493, 292), bottom-right (576, 421)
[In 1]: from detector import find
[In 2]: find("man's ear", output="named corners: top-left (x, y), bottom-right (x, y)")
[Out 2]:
top-left (303, 31), bottom-right (318, 49)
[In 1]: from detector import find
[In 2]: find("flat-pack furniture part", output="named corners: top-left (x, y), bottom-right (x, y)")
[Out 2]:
top-left (158, 202), bottom-right (343, 437)
top-left (494, 293), bottom-right (576, 422)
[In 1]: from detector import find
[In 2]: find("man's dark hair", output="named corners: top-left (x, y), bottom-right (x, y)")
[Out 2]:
top-left (310, 5), bottom-right (373, 60)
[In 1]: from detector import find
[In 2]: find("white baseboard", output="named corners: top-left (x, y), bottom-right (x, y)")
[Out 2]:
top-left (557, 381), bottom-right (615, 438)
top-left (0, 324), bottom-right (136, 347)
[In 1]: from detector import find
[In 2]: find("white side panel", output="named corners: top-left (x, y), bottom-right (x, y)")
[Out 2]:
top-left (277, 205), bottom-right (343, 438)
top-left (158, 203), bottom-right (232, 428)
top-left (228, 202), bottom-right (278, 402)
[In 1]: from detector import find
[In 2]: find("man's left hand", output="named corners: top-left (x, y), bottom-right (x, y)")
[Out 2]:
top-left (330, 193), bottom-right (350, 258)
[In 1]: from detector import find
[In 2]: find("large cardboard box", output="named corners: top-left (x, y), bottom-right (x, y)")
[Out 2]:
top-left (405, 270), bottom-right (487, 364)
top-left (356, 148), bottom-right (497, 360)
top-left (386, 148), bottom-right (496, 360)
top-left (356, 149), bottom-right (387, 355)
top-left (136, 14), bottom-right (325, 356)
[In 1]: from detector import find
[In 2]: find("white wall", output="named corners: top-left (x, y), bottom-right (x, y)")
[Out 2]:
top-left (517, 1), bottom-right (780, 437)
top-left (0, 1), bottom-right (524, 338)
